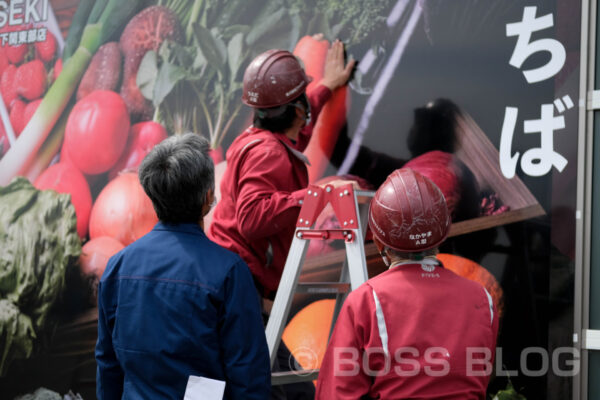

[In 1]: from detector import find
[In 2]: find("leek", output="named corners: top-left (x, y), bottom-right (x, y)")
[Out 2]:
top-left (62, 0), bottom-right (95, 62)
top-left (0, 0), bottom-right (145, 185)
top-left (25, 104), bottom-right (73, 182)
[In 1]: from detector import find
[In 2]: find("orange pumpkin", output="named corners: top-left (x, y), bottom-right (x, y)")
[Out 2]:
top-left (282, 299), bottom-right (335, 384)
top-left (437, 253), bottom-right (504, 318)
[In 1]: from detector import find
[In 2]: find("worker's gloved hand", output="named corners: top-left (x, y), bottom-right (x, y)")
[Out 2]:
top-left (319, 179), bottom-right (361, 190)
top-left (321, 39), bottom-right (356, 91)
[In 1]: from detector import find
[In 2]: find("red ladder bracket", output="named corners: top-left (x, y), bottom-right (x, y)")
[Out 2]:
top-left (296, 229), bottom-right (356, 242)
top-left (295, 183), bottom-right (360, 233)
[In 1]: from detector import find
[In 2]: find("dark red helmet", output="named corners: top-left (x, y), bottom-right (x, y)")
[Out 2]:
top-left (368, 168), bottom-right (451, 252)
top-left (242, 49), bottom-right (312, 108)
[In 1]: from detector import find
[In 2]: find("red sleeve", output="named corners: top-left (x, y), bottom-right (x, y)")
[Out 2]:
top-left (235, 146), bottom-right (308, 240)
top-left (315, 287), bottom-right (373, 400)
top-left (296, 84), bottom-right (332, 152)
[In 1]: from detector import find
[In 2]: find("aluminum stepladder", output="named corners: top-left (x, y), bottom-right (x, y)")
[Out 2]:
top-left (265, 182), bottom-right (375, 385)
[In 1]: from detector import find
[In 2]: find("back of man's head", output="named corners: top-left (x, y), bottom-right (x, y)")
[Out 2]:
top-left (139, 133), bottom-right (214, 224)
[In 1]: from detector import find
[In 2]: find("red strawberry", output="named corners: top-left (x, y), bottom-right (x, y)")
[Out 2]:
top-left (15, 60), bottom-right (46, 100)
top-left (23, 98), bottom-right (41, 129)
top-left (35, 31), bottom-right (57, 63)
top-left (9, 99), bottom-right (26, 136)
top-left (6, 44), bottom-right (27, 65)
top-left (53, 58), bottom-right (62, 81)
top-left (2, 23), bottom-right (28, 65)
top-left (0, 64), bottom-right (17, 106)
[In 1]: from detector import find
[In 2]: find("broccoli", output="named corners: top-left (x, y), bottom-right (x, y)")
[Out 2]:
top-left (285, 0), bottom-right (395, 46)
top-left (316, 0), bottom-right (396, 45)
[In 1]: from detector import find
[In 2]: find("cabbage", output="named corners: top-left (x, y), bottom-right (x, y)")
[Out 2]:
top-left (0, 178), bottom-right (81, 376)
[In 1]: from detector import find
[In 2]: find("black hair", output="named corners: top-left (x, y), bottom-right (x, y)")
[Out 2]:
top-left (253, 93), bottom-right (309, 133)
top-left (407, 98), bottom-right (461, 157)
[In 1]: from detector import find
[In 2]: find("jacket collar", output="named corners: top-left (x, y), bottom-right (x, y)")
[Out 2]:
top-left (153, 221), bottom-right (205, 236)
top-left (245, 126), bottom-right (310, 165)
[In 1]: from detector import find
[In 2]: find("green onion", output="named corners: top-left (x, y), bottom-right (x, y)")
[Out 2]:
top-left (25, 104), bottom-right (73, 182)
top-left (62, 0), bottom-right (95, 62)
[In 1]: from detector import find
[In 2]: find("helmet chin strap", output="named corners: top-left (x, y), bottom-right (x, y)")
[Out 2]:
top-left (380, 252), bottom-right (391, 267)
top-left (379, 248), bottom-right (391, 267)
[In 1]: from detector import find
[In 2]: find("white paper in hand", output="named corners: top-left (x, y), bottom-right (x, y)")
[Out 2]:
top-left (183, 375), bottom-right (226, 400)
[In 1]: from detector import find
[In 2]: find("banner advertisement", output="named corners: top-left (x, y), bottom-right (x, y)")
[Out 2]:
top-left (0, 0), bottom-right (581, 399)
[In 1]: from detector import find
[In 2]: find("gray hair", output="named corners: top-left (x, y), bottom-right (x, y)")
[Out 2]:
top-left (139, 133), bottom-right (214, 224)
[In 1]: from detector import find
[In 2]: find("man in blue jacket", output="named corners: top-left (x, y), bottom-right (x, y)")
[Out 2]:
top-left (95, 133), bottom-right (270, 399)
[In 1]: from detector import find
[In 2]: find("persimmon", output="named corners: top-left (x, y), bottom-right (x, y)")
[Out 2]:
top-left (437, 253), bottom-right (504, 318)
top-left (282, 299), bottom-right (335, 385)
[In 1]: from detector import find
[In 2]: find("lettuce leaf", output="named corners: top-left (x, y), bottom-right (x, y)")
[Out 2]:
top-left (0, 178), bottom-right (81, 376)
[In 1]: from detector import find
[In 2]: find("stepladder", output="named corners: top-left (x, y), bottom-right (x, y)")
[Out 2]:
top-left (265, 182), bottom-right (375, 386)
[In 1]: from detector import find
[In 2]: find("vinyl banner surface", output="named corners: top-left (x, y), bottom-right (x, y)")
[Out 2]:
top-left (0, 1), bottom-right (581, 399)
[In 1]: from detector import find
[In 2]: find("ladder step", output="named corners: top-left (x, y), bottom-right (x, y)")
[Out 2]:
top-left (271, 369), bottom-right (319, 385)
top-left (355, 189), bottom-right (375, 204)
top-left (296, 282), bottom-right (350, 294)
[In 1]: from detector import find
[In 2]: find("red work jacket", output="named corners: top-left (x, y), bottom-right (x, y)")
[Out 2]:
top-left (316, 261), bottom-right (499, 400)
top-left (208, 85), bottom-right (332, 297)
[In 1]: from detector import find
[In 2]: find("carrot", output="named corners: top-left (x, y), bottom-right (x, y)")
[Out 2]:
top-left (294, 35), bottom-right (349, 183)
top-left (308, 87), bottom-right (348, 181)
top-left (293, 35), bottom-right (329, 93)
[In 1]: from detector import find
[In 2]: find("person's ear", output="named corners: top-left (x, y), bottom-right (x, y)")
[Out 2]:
top-left (373, 237), bottom-right (385, 253)
top-left (203, 189), bottom-right (215, 216)
top-left (294, 106), bottom-right (306, 125)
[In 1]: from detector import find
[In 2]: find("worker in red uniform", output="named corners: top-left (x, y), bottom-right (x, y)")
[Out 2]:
top-left (316, 168), bottom-right (499, 400)
top-left (209, 40), bottom-right (355, 399)
top-left (209, 41), bottom-right (355, 299)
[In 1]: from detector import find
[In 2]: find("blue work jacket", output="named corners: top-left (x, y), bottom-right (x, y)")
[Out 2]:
top-left (95, 222), bottom-right (270, 399)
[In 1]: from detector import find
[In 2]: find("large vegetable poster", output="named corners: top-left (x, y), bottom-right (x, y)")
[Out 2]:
top-left (0, 0), bottom-right (581, 399)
